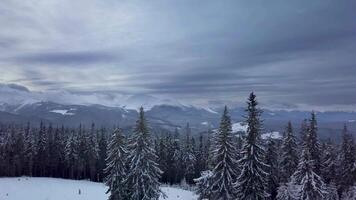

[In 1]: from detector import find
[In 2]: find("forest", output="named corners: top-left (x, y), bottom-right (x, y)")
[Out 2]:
top-left (0, 93), bottom-right (355, 200)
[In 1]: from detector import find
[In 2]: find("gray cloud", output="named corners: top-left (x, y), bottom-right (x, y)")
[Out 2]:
top-left (10, 51), bottom-right (120, 65)
top-left (0, 0), bottom-right (356, 110)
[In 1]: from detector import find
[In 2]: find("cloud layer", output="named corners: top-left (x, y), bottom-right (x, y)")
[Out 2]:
top-left (1, 0), bottom-right (356, 110)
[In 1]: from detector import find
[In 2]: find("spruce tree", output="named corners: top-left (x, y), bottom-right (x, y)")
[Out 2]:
top-left (65, 131), bottom-right (78, 179)
top-left (320, 139), bottom-right (337, 184)
top-left (182, 123), bottom-right (196, 184)
top-left (36, 121), bottom-right (47, 176)
top-left (338, 124), bottom-right (355, 194)
top-left (23, 122), bottom-right (35, 176)
top-left (172, 129), bottom-right (183, 184)
top-left (235, 92), bottom-right (269, 200)
top-left (86, 123), bottom-right (99, 181)
top-left (105, 128), bottom-right (128, 200)
top-left (288, 116), bottom-right (328, 200)
top-left (265, 137), bottom-right (280, 199)
top-left (308, 112), bottom-right (321, 174)
top-left (125, 107), bottom-right (162, 200)
top-left (208, 106), bottom-right (238, 200)
top-left (280, 121), bottom-right (299, 183)
top-left (290, 148), bottom-right (327, 200)
top-left (194, 170), bottom-right (213, 200)
top-left (97, 128), bottom-right (108, 182)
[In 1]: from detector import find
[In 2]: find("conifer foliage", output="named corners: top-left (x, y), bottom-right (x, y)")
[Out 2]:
top-left (280, 121), bottom-right (299, 183)
top-left (209, 106), bottom-right (239, 200)
top-left (125, 107), bottom-right (162, 200)
top-left (105, 128), bottom-right (127, 200)
top-left (236, 92), bottom-right (269, 200)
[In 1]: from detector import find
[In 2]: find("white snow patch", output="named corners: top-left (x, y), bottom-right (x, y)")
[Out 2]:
top-left (204, 107), bottom-right (218, 114)
top-left (348, 119), bottom-right (356, 123)
top-left (0, 177), bottom-right (197, 200)
top-left (50, 109), bottom-right (75, 116)
top-left (161, 186), bottom-right (198, 200)
top-left (268, 112), bottom-right (276, 116)
top-left (232, 122), bottom-right (248, 133)
top-left (261, 131), bottom-right (282, 140)
top-left (201, 121), bottom-right (209, 126)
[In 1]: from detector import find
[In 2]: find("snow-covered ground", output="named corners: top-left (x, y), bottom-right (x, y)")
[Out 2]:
top-left (232, 122), bottom-right (248, 132)
top-left (50, 109), bottom-right (75, 115)
top-left (0, 177), bottom-right (197, 200)
top-left (261, 131), bottom-right (282, 140)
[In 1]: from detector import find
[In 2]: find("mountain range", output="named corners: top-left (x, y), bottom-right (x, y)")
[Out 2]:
top-left (0, 83), bottom-right (355, 140)
top-left (0, 101), bottom-right (355, 141)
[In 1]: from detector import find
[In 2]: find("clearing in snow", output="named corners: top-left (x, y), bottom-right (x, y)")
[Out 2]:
top-left (0, 177), bottom-right (197, 200)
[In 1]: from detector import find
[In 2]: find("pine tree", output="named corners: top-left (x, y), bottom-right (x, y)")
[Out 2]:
top-left (164, 133), bottom-right (176, 185)
top-left (236, 92), bottom-right (269, 200)
top-left (157, 135), bottom-right (169, 183)
top-left (208, 106), bottom-right (238, 200)
top-left (105, 128), bottom-right (127, 200)
top-left (290, 148), bottom-right (327, 200)
top-left (289, 115), bottom-right (328, 200)
top-left (338, 124), bottom-right (355, 194)
top-left (265, 137), bottom-right (280, 199)
top-left (280, 121), bottom-right (299, 183)
top-left (53, 126), bottom-right (66, 178)
top-left (194, 170), bottom-right (213, 200)
top-left (308, 112), bottom-right (321, 174)
top-left (97, 128), bottom-right (108, 182)
top-left (76, 124), bottom-right (87, 179)
top-left (320, 139), bottom-right (337, 184)
top-left (195, 133), bottom-right (207, 178)
top-left (13, 127), bottom-right (25, 176)
top-left (65, 131), bottom-right (78, 179)
top-left (299, 119), bottom-right (308, 147)
top-left (125, 107), bottom-right (162, 200)
top-left (86, 123), bottom-right (99, 181)
top-left (36, 121), bottom-right (47, 176)
top-left (276, 182), bottom-right (299, 200)
top-left (172, 129), bottom-right (183, 184)
top-left (23, 122), bottom-right (36, 176)
top-left (182, 123), bottom-right (196, 184)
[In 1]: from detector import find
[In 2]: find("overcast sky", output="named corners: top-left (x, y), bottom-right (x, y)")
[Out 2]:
top-left (1, 0), bottom-right (356, 110)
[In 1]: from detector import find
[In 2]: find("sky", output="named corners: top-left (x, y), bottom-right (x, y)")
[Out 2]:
top-left (1, 0), bottom-right (356, 111)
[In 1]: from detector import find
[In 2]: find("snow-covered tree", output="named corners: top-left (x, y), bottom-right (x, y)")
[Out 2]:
top-left (280, 121), bottom-right (299, 183)
top-left (105, 128), bottom-right (127, 200)
top-left (65, 131), bottom-right (78, 179)
top-left (208, 106), bottom-right (239, 200)
top-left (341, 185), bottom-right (356, 200)
top-left (86, 123), bottom-right (99, 181)
top-left (308, 112), bottom-right (321, 174)
top-left (125, 107), bottom-right (162, 200)
top-left (97, 128), bottom-right (108, 182)
top-left (338, 124), bottom-right (355, 194)
top-left (325, 182), bottom-right (339, 200)
top-left (36, 121), bottom-right (47, 177)
top-left (194, 170), bottom-right (213, 200)
top-left (276, 182), bottom-right (299, 200)
top-left (235, 92), bottom-right (269, 200)
top-left (172, 129), bottom-right (184, 184)
top-left (289, 115), bottom-right (328, 200)
top-left (23, 122), bottom-right (36, 176)
top-left (265, 137), bottom-right (280, 199)
top-left (182, 123), bottom-right (196, 184)
top-left (291, 148), bottom-right (328, 200)
top-left (320, 139), bottom-right (337, 184)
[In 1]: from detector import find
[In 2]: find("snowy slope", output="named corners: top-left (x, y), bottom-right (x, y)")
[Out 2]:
top-left (0, 177), bottom-right (197, 200)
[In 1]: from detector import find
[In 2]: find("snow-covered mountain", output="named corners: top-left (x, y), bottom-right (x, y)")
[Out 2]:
top-left (0, 83), bottom-right (356, 139)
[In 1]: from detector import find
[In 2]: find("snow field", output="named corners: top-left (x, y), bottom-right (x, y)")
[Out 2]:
top-left (0, 177), bottom-right (197, 200)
